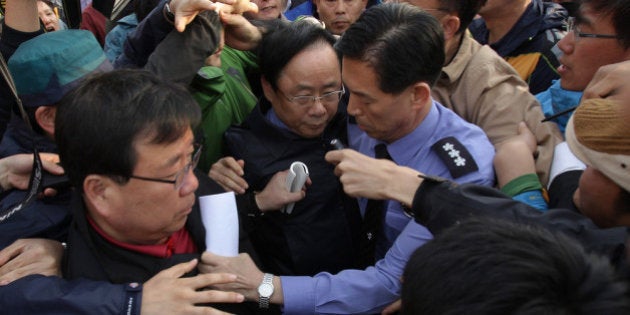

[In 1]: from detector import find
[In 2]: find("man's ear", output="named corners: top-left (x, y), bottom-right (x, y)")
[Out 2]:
top-left (83, 174), bottom-right (117, 219)
top-left (261, 76), bottom-right (277, 103)
top-left (441, 15), bottom-right (461, 41)
top-left (34, 106), bottom-right (57, 138)
top-left (410, 82), bottom-right (432, 110)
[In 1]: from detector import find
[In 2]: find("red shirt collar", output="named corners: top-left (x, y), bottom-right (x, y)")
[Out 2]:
top-left (87, 216), bottom-right (197, 258)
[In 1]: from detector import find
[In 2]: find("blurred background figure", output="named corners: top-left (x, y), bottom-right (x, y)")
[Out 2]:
top-left (37, 0), bottom-right (68, 31)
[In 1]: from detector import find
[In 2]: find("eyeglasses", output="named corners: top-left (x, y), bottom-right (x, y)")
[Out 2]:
top-left (129, 144), bottom-right (202, 190)
top-left (565, 17), bottom-right (620, 42)
top-left (280, 86), bottom-right (345, 107)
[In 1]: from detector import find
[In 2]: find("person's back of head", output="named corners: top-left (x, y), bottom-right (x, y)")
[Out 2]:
top-left (55, 69), bottom-right (201, 191)
top-left (402, 218), bottom-right (630, 314)
top-left (258, 18), bottom-right (337, 90)
top-left (335, 2), bottom-right (445, 94)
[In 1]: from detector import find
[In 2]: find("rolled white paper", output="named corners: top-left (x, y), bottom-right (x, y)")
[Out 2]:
top-left (199, 192), bottom-right (239, 256)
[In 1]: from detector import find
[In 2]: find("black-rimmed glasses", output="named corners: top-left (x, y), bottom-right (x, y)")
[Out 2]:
top-left (130, 144), bottom-right (202, 190)
top-left (566, 17), bottom-right (620, 42)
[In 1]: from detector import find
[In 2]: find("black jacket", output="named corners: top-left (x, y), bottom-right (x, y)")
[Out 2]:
top-left (225, 98), bottom-right (360, 276)
top-left (412, 176), bottom-right (628, 270)
top-left (63, 170), bottom-right (275, 314)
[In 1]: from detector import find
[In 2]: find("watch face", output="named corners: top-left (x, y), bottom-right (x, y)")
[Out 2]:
top-left (258, 283), bottom-right (273, 297)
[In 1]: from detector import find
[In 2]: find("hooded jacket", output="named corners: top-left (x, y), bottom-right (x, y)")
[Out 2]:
top-left (470, 0), bottom-right (568, 94)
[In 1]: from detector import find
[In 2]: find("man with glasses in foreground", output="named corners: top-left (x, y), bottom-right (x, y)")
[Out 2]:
top-left (55, 69), bottom-right (271, 314)
top-left (537, 0), bottom-right (630, 134)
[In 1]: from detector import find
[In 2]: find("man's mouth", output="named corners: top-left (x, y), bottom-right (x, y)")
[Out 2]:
top-left (260, 5), bottom-right (276, 12)
top-left (557, 64), bottom-right (569, 75)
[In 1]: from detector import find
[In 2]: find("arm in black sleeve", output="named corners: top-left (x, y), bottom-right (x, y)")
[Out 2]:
top-left (144, 10), bottom-right (220, 85)
top-left (113, 0), bottom-right (175, 69)
top-left (412, 177), bottom-right (628, 263)
top-left (412, 177), bottom-right (536, 235)
top-left (0, 275), bottom-right (139, 315)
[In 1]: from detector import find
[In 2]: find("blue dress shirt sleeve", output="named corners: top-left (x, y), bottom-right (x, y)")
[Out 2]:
top-left (280, 220), bottom-right (433, 314)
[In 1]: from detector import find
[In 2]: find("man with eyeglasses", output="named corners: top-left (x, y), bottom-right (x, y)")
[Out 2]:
top-left (53, 69), bottom-right (272, 314)
top-left (202, 4), bottom-right (495, 314)
top-left (209, 19), bottom-right (360, 280)
top-left (536, 0), bottom-right (630, 134)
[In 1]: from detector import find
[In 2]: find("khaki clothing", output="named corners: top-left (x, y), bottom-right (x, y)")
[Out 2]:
top-left (432, 34), bottom-right (562, 185)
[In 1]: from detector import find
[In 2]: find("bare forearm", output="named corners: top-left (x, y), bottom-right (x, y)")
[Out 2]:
top-left (384, 164), bottom-right (424, 208)
top-left (4, 0), bottom-right (40, 32)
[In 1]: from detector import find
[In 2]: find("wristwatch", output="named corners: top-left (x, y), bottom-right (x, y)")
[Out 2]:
top-left (257, 273), bottom-right (274, 308)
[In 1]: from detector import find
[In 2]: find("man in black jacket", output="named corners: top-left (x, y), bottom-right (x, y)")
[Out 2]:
top-left (54, 69), bottom-right (272, 314)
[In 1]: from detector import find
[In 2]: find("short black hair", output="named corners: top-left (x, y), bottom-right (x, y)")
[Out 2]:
top-left (402, 218), bottom-right (630, 314)
top-left (437, 0), bottom-right (487, 33)
top-left (581, 0), bottom-right (630, 49)
top-left (55, 69), bottom-right (201, 190)
top-left (258, 18), bottom-right (338, 91)
top-left (336, 3), bottom-right (444, 94)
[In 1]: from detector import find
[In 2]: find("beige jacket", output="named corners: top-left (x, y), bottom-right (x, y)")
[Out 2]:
top-left (432, 34), bottom-right (562, 186)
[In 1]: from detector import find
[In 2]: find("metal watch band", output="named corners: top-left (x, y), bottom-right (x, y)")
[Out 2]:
top-left (258, 273), bottom-right (274, 309)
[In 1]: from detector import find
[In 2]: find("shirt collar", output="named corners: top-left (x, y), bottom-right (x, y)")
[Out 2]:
top-left (440, 33), bottom-right (474, 83)
top-left (265, 106), bottom-right (292, 132)
top-left (385, 100), bottom-right (439, 165)
top-left (86, 215), bottom-right (196, 258)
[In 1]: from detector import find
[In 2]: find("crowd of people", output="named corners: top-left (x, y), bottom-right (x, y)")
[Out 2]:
top-left (0, 0), bottom-right (629, 314)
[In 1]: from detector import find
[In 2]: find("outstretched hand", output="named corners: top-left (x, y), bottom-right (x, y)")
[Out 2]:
top-left (170, 0), bottom-right (258, 33)
top-left (142, 259), bottom-right (244, 314)
top-left (325, 149), bottom-right (420, 205)
top-left (209, 157), bottom-right (248, 194)
top-left (0, 239), bottom-right (63, 285)
top-left (198, 252), bottom-right (263, 302)
top-left (0, 153), bottom-right (64, 197)
top-left (583, 60), bottom-right (630, 102)
top-left (254, 170), bottom-right (308, 212)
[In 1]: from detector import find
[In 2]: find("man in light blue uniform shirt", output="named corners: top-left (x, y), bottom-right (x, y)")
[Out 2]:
top-left (201, 4), bottom-right (495, 314)
top-left (347, 100), bottom-right (495, 259)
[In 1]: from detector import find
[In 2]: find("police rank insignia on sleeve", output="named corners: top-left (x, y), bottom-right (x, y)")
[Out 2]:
top-left (431, 137), bottom-right (478, 179)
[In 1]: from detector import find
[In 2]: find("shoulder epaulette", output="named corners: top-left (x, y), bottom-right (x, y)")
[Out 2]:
top-left (431, 136), bottom-right (479, 179)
